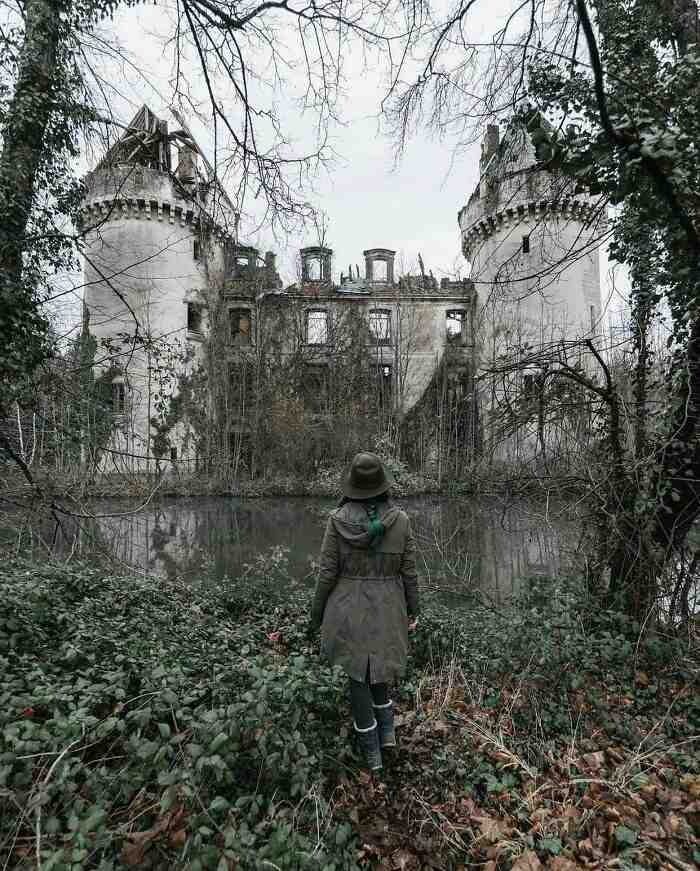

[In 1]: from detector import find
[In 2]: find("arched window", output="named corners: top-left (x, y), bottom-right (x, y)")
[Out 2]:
top-left (369, 309), bottom-right (392, 345)
top-left (305, 309), bottom-right (328, 345)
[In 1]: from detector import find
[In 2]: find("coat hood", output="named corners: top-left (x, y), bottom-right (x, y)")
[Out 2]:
top-left (330, 501), bottom-right (402, 546)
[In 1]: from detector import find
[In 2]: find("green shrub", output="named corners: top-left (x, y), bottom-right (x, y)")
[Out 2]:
top-left (0, 558), bottom-right (358, 870)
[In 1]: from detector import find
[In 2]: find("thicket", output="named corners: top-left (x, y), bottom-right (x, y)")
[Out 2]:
top-left (1, 556), bottom-right (698, 869)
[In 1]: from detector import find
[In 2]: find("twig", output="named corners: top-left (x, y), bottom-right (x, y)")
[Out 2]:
top-left (35, 735), bottom-right (82, 869)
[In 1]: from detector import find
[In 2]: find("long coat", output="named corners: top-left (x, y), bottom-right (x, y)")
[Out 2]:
top-left (311, 500), bottom-right (419, 683)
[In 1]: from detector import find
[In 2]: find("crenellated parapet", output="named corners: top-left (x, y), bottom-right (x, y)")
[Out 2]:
top-left (460, 197), bottom-right (599, 260)
top-left (78, 163), bottom-right (236, 242)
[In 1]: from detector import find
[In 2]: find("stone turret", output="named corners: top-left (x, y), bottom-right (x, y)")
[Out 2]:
top-left (79, 105), bottom-right (236, 471)
top-left (458, 120), bottom-right (606, 462)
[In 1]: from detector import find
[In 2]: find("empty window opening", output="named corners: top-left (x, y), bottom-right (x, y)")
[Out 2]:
top-left (306, 310), bottom-right (328, 345)
top-left (372, 260), bottom-right (388, 282)
top-left (522, 235), bottom-right (530, 254)
top-left (235, 255), bottom-right (251, 278)
top-left (112, 380), bottom-right (126, 415)
top-left (590, 304), bottom-right (596, 332)
top-left (523, 371), bottom-right (545, 403)
top-left (370, 363), bottom-right (393, 409)
top-left (369, 309), bottom-right (392, 345)
top-left (193, 239), bottom-right (201, 261)
top-left (230, 308), bottom-right (252, 346)
top-left (303, 364), bottom-right (329, 412)
top-left (228, 362), bottom-right (256, 415)
top-left (306, 258), bottom-right (322, 280)
top-left (187, 302), bottom-right (203, 333)
top-left (446, 310), bottom-right (467, 344)
top-left (170, 446), bottom-right (178, 461)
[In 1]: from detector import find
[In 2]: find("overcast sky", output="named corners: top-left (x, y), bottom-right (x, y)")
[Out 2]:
top-left (50, 0), bottom-right (626, 335)
top-left (88, 2), bottom-right (493, 285)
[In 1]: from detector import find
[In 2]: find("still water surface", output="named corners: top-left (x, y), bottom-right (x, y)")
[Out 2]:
top-left (20, 496), bottom-right (582, 601)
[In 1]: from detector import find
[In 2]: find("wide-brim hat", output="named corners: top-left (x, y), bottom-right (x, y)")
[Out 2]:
top-left (342, 452), bottom-right (394, 499)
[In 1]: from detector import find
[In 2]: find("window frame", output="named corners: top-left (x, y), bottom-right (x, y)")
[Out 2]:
top-left (446, 309), bottom-right (468, 345)
top-left (368, 308), bottom-right (392, 346)
top-left (369, 362), bottom-right (393, 409)
top-left (305, 308), bottom-right (329, 346)
top-left (187, 301), bottom-right (203, 334)
top-left (229, 307), bottom-right (253, 346)
top-left (111, 379), bottom-right (126, 416)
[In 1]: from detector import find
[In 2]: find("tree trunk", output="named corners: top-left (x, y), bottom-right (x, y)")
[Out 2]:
top-left (0, 0), bottom-right (65, 399)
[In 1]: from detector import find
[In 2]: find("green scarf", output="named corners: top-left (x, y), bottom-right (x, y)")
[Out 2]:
top-left (365, 503), bottom-right (385, 549)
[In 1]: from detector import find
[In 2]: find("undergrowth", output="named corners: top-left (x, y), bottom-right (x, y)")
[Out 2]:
top-left (0, 557), bottom-right (698, 870)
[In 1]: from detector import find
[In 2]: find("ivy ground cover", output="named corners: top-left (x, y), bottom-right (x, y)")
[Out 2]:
top-left (0, 558), bottom-right (698, 869)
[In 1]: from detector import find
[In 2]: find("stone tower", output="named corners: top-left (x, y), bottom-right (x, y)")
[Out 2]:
top-left (458, 121), bottom-right (605, 462)
top-left (79, 105), bottom-right (236, 471)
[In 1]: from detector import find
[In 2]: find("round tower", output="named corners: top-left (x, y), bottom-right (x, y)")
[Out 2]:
top-left (458, 122), bottom-right (605, 461)
top-left (79, 106), bottom-right (232, 471)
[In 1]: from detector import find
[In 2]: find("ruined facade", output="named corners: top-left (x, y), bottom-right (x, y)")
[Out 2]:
top-left (459, 122), bottom-right (606, 464)
top-left (80, 107), bottom-right (605, 475)
top-left (79, 106), bottom-right (476, 474)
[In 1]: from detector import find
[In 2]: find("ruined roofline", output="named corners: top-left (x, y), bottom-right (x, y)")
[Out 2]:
top-left (465, 114), bottom-right (558, 209)
top-left (274, 278), bottom-right (476, 301)
top-left (86, 104), bottom-right (239, 238)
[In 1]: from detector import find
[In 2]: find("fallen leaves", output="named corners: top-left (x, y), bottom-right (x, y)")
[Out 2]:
top-left (121, 806), bottom-right (187, 867)
top-left (511, 849), bottom-right (543, 871)
top-left (333, 666), bottom-right (699, 871)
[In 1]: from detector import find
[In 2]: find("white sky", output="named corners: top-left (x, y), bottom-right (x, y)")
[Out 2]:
top-left (87, 2), bottom-right (489, 285)
top-left (48, 0), bottom-right (626, 335)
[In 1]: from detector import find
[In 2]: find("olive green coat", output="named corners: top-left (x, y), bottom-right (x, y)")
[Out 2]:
top-left (310, 500), bottom-right (419, 683)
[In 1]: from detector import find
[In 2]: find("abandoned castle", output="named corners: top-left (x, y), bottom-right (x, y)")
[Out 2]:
top-left (79, 107), bottom-right (605, 476)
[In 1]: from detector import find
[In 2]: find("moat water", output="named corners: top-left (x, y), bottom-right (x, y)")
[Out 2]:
top-left (4, 496), bottom-right (583, 601)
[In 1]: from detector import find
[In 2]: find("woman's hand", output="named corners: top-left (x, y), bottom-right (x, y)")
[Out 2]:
top-left (408, 617), bottom-right (418, 632)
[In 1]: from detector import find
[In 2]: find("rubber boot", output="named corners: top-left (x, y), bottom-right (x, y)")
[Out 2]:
top-left (353, 720), bottom-right (382, 771)
top-left (373, 700), bottom-right (396, 748)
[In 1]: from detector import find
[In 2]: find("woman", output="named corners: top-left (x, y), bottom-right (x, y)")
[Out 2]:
top-left (310, 452), bottom-right (419, 772)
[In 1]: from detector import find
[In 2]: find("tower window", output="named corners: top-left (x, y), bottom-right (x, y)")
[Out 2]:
top-left (112, 380), bottom-right (126, 415)
top-left (230, 308), bottom-right (252, 346)
top-left (170, 446), bottom-right (178, 461)
top-left (590, 304), bottom-right (596, 332)
top-left (522, 235), bottom-right (530, 254)
top-left (193, 239), bottom-right (201, 261)
top-left (187, 302), bottom-right (203, 333)
top-left (369, 309), bottom-right (392, 345)
top-left (306, 309), bottom-right (328, 345)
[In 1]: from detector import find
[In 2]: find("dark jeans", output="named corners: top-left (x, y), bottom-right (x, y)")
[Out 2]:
top-left (349, 662), bottom-right (389, 729)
